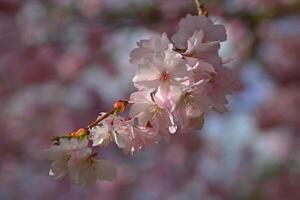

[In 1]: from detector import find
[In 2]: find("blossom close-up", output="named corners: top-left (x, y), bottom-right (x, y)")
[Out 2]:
top-left (1, 0), bottom-right (299, 199)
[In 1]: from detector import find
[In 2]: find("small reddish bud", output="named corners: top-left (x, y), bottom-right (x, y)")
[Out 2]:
top-left (70, 128), bottom-right (89, 138)
top-left (69, 131), bottom-right (77, 137)
top-left (76, 128), bottom-right (89, 135)
top-left (114, 100), bottom-right (128, 112)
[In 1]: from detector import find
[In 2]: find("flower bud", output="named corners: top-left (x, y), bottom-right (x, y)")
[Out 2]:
top-left (70, 128), bottom-right (89, 138)
top-left (114, 100), bottom-right (128, 113)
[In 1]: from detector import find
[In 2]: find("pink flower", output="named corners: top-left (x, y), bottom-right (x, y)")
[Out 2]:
top-left (171, 14), bottom-right (226, 50)
top-left (170, 14), bottom-right (237, 113)
top-left (173, 81), bottom-right (211, 132)
top-left (132, 49), bottom-right (192, 99)
top-left (43, 138), bottom-right (117, 186)
top-left (89, 115), bottom-right (132, 150)
top-left (129, 125), bottom-right (159, 153)
top-left (184, 30), bottom-right (222, 67)
top-left (43, 13), bottom-right (237, 187)
top-left (43, 138), bottom-right (89, 179)
top-left (208, 66), bottom-right (239, 113)
top-left (188, 58), bottom-right (217, 81)
top-left (172, 14), bottom-right (226, 67)
top-left (130, 33), bottom-right (172, 65)
top-left (129, 89), bottom-right (178, 136)
top-left (90, 114), bottom-right (159, 153)
top-left (67, 146), bottom-right (117, 187)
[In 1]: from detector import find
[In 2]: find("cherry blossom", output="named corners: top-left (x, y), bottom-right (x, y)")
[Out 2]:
top-left (129, 89), bottom-right (178, 136)
top-left (67, 148), bottom-right (117, 187)
top-left (171, 14), bottom-right (227, 50)
top-left (130, 33), bottom-right (172, 65)
top-left (132, 48), bottom-right (192, 97)
top-left (2, 0), bottom-right (299, 198)
top-left (43, 138), bottom-right (89, 179)
top-left (89, 115), bottom-right (132, 150)
top-left (208, 66), bottom-right (238, 113)
top-left (43, 8), bottom-right (237, 187)
top-left (128, 125), bottom-right (159, 152)
top-left (173, 81), bottom-right (211, 132)
top-left (43, 138), bottom-right (117, 186)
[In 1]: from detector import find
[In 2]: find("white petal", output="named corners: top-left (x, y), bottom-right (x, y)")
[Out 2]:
top-left (42, 146), bottom-right (65, 161)
top-left (49, 159), bottom-right (68, 179)
top-left (71, 148), bottom-right (92, 161)
top-left (130, 33), bottom-right (171, 65)
top-left (89, 126), bottom-right (110, 146)
top-left (129, 90), bottom-right (153, 104)
top-left (76, 138), bottom-right (89, 149)
top-left (129, 102), bottom-right (151, 118)
top-left (197, 60), bottom-right (216, 73)
top-left (156, 84), bottom-right (182, 109)
top-left (63, 138), bottom-right (88, 150)
top-left (132, 64), bottom-right (160, 83)
top-left (69, 162), bottom-right (97, 187)
top-left (186, 30), bottom-right (204, 54)
top-left (113, 132), bottom-right (130, 149)
top-left (130, 46), bottom-right (152, 64)
top-left (185, 31), bottom-right (220, 56)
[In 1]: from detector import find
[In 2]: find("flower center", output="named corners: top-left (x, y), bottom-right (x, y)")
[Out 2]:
top-left (150, 105), bottom-right (162, 119)
top-left (160, 71), bottom-right (171, 82)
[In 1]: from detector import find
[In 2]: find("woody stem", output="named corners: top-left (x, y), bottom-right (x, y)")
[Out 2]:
top-left (193, 0), bottom-right (208, 17)
top-left (87, 109), bottom-right (117, 129)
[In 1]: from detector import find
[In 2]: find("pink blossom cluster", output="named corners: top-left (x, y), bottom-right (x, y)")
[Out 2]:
top-left (44, 14), bottom-right (237, 187)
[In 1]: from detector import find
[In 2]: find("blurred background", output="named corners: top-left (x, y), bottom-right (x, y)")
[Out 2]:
top-left (0, 0), bottom-right (300, 199)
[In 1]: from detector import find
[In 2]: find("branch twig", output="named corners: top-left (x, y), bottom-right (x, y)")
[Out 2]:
top-left (87, 109), bottom-right (116, 129)
top-left (193, 0), bottom-right (208, 17)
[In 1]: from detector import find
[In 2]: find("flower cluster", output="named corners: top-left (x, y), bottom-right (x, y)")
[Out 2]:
top-left (43, 14), bottom-right (237, 187)
top-left (43, 137), bottom-right (117, 187)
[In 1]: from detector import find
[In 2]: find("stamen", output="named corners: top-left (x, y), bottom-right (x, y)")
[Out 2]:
top-left (160, 71), bottom-right (171, 82)
top-left (150, 106), bottom-right (161, 119)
